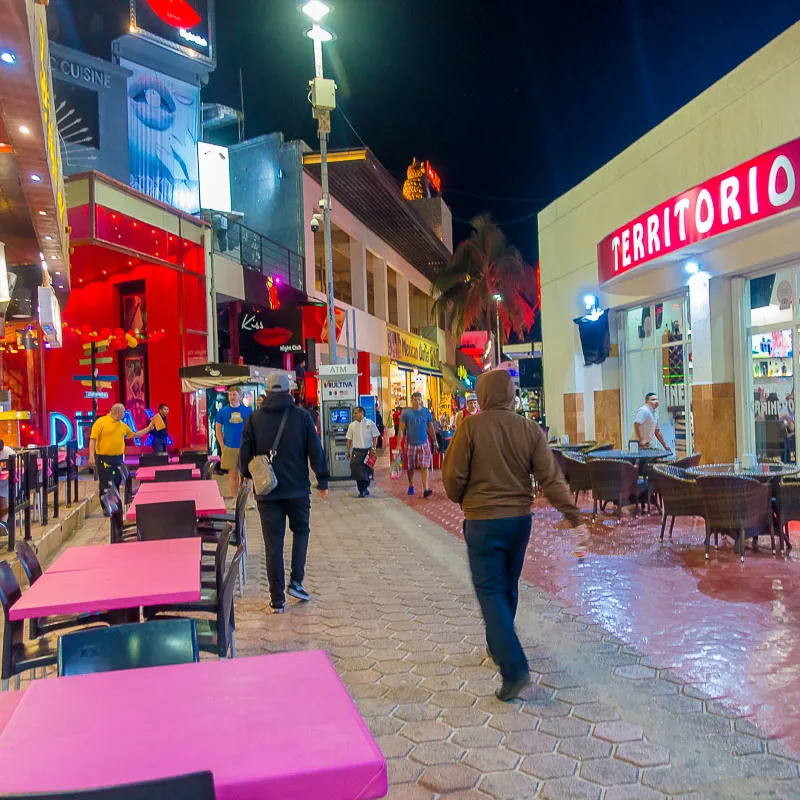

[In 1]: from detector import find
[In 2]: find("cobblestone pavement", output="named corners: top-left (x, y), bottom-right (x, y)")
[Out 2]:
top-left (45, 477), bottom-right (800, 798)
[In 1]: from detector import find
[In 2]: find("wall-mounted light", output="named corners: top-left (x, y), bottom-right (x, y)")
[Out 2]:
top-left (583, 293), bottom-right (598, 310)
top-left (0, 52), bottom-right (16, 65)
top-left (684, 260), bottom-right (700, 275)
top-left (30, 174), bottom-right (41, 182)
top-left (18, 126), bottom-right (30, 135)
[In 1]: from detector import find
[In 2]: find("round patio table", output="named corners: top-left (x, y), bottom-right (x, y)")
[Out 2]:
top-left (687, 463), bottom-right (800, 480)
top-left (587, 449), bottom-right (671, 464)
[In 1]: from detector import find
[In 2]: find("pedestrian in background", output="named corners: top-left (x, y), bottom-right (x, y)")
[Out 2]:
top-left (454, 393), bottom-right (479, 428)
top-left (399, 391), bottom-right (438, 498)
top-left (346, 406), bottom-right (379, 497)
top-left (215, 387), bottom-right (253, 501)
top-left (443, 370), bottom-right (586, 701)
top-left (239, 373), bottom-right (329, 614)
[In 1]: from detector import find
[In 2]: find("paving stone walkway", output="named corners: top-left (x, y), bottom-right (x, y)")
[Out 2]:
top-left (52, 478), bottom-right (800, 798)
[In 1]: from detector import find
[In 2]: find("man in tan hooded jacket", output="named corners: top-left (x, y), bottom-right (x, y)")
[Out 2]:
top-left (443, 369), bottom-right (584, 701)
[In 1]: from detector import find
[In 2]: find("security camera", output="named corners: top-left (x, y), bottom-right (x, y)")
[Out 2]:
top-left (310, 213), bottom-right (323, 233)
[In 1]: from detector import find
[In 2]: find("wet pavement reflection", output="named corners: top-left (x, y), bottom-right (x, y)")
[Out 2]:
top-left (377, 467), bottom-right (800, 753)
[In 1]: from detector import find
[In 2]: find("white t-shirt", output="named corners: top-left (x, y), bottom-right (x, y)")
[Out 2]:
top-left (633, 405), bottom-right (658, 447)
top-left (346, 418), bottom-right (380, 450)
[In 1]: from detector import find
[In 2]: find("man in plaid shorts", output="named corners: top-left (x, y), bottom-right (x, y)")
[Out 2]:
top-left (399, 392), bottom-right (439, 498)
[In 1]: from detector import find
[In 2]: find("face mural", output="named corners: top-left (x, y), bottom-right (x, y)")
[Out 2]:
top-left (120, 60), bottom-right (200, 213)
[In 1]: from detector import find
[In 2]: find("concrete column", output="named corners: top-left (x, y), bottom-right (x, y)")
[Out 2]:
top-left (372, 255), bottom-right (388, 321)
top-left (396, 272), bottom-right (411, 331)
top-left (350, 240), bottom-right (367, 312)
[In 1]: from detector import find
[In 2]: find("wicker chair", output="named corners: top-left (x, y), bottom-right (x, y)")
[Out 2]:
top-left (586, 443), bottom-right (614, 454)
top-left (586, 459), bottom-right (646, 524)
top-left (551, 449), bottom-right (569, 482)
top-left (774, 478), bottom-right (800, 552)
top-left (671, 453), bottom-right (702, 469)
top-left (562, 452), bottom-right (592, 506)
top-left (696, 475), bottom-right (774, 561)
top-left (650, 464), bottom-right (705, 542)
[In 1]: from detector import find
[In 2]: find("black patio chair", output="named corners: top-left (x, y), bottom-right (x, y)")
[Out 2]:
top-left (0, 561), bottom-right (58, 690)
top-left (136, 500), bottom-right (198, 541)
top-left (117, 463), bottom-right (135, 507)
top-left (197, 481), bottom-right (248, 593)
top-left (100, 489), bottom-right (137, 544)
top-left (154, 468), bottom-right (194, 483)
top-left (562, 452), bottom-right (592, 506)
top-left (58, 619), bottom-right (199, 677)
top-left (14, 541), bottom-right (118, 638)
top-left (650, 464), bottom-right (705, 542)
top-left (138, 453), bottom-right (170, 468)
top-left (179, 451), bottom-right (209, 470)
top-left (201, 460), bottom-right (217, 480)
top-left (0, 771), bottom-right (216, 800)
top-left (696, 475), bottom-right (774, 562)
top-left (586, 459), bottom-right (646, 524)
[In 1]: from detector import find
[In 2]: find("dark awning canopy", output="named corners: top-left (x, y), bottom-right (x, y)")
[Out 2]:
top-left (179, 363), bottom-right (295, 392)
top-left (303, 149), bottom-right (452, 281)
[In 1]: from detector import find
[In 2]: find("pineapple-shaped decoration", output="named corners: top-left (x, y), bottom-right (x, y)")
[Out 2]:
top-left (402, 157), bottom-right (426, 200)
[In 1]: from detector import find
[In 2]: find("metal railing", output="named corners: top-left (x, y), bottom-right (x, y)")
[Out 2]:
top-left (203, 212), bottom-right (305, 292)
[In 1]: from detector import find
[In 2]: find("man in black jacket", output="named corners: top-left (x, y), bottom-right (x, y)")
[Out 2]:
top-left (239, 372), bottom-right (329, 614)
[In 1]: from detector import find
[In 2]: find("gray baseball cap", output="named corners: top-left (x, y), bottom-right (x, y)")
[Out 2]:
top-left (266, 373), bottom-right (291, 393)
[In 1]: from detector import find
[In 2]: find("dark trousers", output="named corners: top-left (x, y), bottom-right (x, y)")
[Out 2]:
top-left (350, 448), bottom-right (372, 494)
top-left (464, 514), bottom-right (532, 683)
top-left (152, 439), bottom-right (167, 454)
top-left (96, 455), bottom-right (124, 490)
top-left (257, 496), bottom-right (311, 604)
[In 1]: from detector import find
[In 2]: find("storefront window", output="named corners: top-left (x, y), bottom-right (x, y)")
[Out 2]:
top-left (387, 267), bottom-right (399, 327)
top-left (622, 295), bottom-right (691, 456)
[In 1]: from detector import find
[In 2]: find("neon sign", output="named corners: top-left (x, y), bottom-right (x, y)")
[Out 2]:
top-left (425, 161), bottom-right (442, 194)
top-left (49, 412), bottom-right (89, 449)
top-left (267, 277), bottom-right (280, 310)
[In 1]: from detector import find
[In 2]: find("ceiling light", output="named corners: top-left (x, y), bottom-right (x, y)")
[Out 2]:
top-left (685, 261), bottom-right (700, 275)
top-left (54, 271), bottom-right (61, 275)
top-left (492, 293), bottom-right (502, 301)
top-left (0, 52), bottom-right (16, 65)
top-left (44, 235), bottom-right (52, 240)
top-left (39, 251), bottom-right (43, 259)
top-left (305, 26), bottom-right (333, 42)
top-left (38, 210), bottom-right (46, 216)
top-left (30, 174), bottom-right (41, 182)
top-left (18, 125), bottom-right (30, 135)
top-left (301, 1), bottom-right (331, 22)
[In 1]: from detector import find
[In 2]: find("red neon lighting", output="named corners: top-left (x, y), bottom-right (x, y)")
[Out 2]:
top-left (143, 0), bottom-right (201, 29)
top-left (425, 161), bottom-right (442, 194)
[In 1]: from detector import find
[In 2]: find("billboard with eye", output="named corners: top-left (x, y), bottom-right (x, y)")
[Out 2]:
top-left (130, 0), bottom-right (215, 65)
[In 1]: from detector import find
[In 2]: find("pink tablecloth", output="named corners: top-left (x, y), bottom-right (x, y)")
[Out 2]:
top-left (135, 464), bottom-right (201, 481)
top-left (127, 481), bottom-right (226, 520)
top-left (0, 652), bottom-right (387, 800)
top-left (9, 539), bottom-right (201, 620)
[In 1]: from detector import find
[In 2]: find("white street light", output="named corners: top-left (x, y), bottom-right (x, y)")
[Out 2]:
top-left (492, 294), bottom-right (502, 366)
top-left (301, 0), bottom-right (331, 22)
top-left (305, 26), bottom-right (334, 42)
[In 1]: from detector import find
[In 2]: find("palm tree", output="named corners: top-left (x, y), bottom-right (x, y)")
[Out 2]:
top-left (432, 215), bottom-right (538, 343)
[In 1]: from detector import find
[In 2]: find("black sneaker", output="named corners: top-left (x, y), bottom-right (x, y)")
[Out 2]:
top-left (287, 581), bottom-right (311, 602)
top-left (495, 674), bottom-right (532, 702)
top-left (269, 602), bottom-right (285, 614)
top-left (423, 489), bottom-right (433, 499)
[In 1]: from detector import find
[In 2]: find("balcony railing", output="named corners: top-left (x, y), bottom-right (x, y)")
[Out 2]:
top-left (203, 212), bottom-right (305, 293)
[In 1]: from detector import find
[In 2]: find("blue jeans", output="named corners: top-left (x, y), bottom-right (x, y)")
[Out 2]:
top-left (464, 514), bottom-right (532, 683)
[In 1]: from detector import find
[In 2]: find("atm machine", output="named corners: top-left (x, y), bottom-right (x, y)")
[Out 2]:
top-left (318, 363), bottom-right (359, 479)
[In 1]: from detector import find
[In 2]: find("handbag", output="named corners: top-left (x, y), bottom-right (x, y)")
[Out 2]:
top-left (248, 409), bottom-right (290, 497)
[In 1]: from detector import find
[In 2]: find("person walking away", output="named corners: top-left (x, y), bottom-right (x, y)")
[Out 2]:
top-left (443, 370), bottom-right (586, 701)
top-left (346, 406), bottom-right (379, 497)
top-left (256, 394), bottom-right (267, 410)
top-left (632, 392), bottom-right (667, 450)
top-left (239, 373), bottom-right (329, 614)
top-left (454, 393), bottom-right (479, 428)
top-left (375, 402), bottom-right (386, 449)
top-left (215, 387), bottom-right (253, 501)
top-left (399, 391), bottom-right (438, 498)
top-left (89, 404), bottom-right (152, 490)
top-left (142, 404), bottom-right (169, 454)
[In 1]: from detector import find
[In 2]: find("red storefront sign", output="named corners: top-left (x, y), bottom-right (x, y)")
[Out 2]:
top-left (598, 137), bottom-right (800, 286)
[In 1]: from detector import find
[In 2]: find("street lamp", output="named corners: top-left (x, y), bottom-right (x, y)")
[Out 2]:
top-left (492, 293), bottom-right (502, 367)
top-left (301, 1), bottom-right (338, 363)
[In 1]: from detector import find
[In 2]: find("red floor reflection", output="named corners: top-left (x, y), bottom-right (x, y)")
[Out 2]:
top-left (376, 466), bottom-right (800, 750)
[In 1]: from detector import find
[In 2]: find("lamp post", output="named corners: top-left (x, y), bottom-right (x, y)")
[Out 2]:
top-left (301, 1), bottom-right (337, 364)
top-left (492, 293), bottom-right (502, 367)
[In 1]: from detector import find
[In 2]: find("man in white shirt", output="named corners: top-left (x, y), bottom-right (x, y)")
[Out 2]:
top-left (346, 406), bottom-right (380, 498)
top-left (633, 392), bottom-right (668, 450)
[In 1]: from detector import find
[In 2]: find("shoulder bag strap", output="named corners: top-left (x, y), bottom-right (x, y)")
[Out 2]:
top-left (269, 409), bottom-right (291, 460)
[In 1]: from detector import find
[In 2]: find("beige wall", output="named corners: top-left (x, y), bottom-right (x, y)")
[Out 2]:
top-left (539, 22), bottom-right (800, 438)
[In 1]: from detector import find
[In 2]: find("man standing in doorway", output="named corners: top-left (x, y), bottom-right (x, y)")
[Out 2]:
top-left (346, 406), bottom-right (380, 498)
top-left (443, 370), bottom-right (586, 701)
top-left (216, 387), bottom-right (253, 500)
top-left (633, 392), bottom-right (668, 450)
top-left (88, 404), bottom-right (152, 489)
top-left (399, 391), bottom-right (438, 498)
top-left (239, 373), bottom-right (329, 614)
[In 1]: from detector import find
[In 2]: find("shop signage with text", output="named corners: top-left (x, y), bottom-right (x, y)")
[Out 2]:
top-left (387, 326), bottom-right (440, 371)
top-left (598, 137), bottom-right (800, 285)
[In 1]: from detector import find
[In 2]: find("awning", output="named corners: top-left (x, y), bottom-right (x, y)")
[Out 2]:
top-left (390, 360), bottom-right (443, 377)
top-left (179, 363), bottom-right (295, 392)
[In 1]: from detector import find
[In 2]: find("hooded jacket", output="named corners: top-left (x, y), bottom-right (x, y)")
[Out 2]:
top-left (442, 370), bottom-right (581, 524)
top-left (239, 392), bottom-right (329, 499)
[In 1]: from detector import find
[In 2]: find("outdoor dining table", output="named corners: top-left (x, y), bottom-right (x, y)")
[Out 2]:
top-left (687, 463), bottom-right (800, 480)
top-left (0, 651), bottom-right (388, 800)
top-left (126, 480), bottom-right (226, 520)
top-left (8, 538), bottom-right (202, 620)
top-left (134, 463), bottom-right (201, 481)
top-left (587, 449), bottom-right (672, 463)
top-left (551, 442), bottom-right (597, 452)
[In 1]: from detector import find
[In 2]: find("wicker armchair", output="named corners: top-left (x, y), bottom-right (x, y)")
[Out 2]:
top-left (552, 449), bottom-right (569, 482)
top-left (774, 478), bottom-right (800, 552)
top-left (586, 459), bottom-right (646, 524)
top-left (696, 475), bottom-right (774, 561)
top-left (650, 464), bottom-right (705, 542)
top-left (586, 443), bottom-right (614, 454)
top-left (562, 452), bottom-right (592, 505)
top-left (671, 453), bottom-right (702, 469)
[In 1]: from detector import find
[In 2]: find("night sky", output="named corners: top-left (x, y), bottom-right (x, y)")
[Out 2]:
top-left (50, 1), bottom-right (800, 261)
